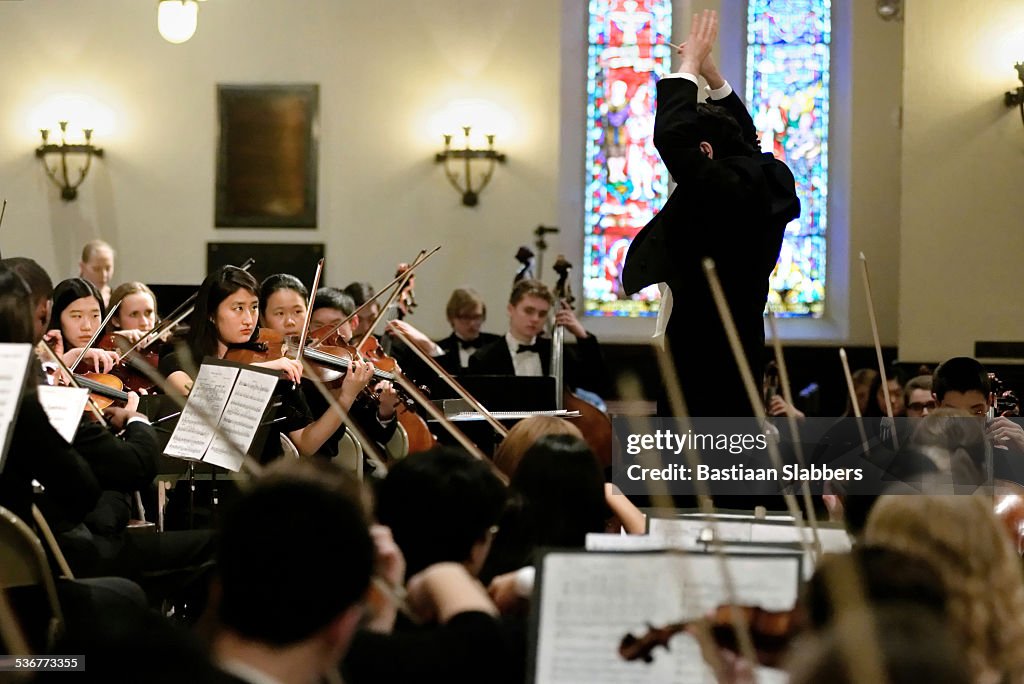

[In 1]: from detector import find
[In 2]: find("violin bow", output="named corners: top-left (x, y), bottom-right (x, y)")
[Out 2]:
top-left (387, 326), bottom-right (509, 438)
top-left (38, 339), bottom-right (111, 429)
top-left (388, 369), bottom-right (509, 486)
top-left (353, 249), bottom-right (431, 351)
top-left (838, 348), bottom-right (872, 459)
top-left (859, 252), bottom-right (898, 449)
top-left (648, 341), bottom-right (758, 673)
top-left (702, 258), bottom-right (815, 559)
top-left (311, 246), bottom-right (439, 349)
top-left (67, 300), bottom-right (121, 373)
top-left (293, 258), bottom-right (325, 366)
top-left (298, 357), bottom-right (390, 477)
top-left (0, 199), bottom-right (6, 256)
top-left (766, 314), bottom-right (823, 563)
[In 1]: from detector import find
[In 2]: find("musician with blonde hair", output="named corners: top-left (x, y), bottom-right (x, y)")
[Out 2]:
top-left (864, 495), bottom-right (1024, 684)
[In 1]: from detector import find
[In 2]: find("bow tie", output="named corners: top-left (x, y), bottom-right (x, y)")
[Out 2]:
top-left (516, 342), bottom-right (541, 354)
top-left (458, 337), bottom-right (483, 350)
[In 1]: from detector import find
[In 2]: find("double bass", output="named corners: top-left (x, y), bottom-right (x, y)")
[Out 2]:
top-left (550, 255), bottom-right (614, 469)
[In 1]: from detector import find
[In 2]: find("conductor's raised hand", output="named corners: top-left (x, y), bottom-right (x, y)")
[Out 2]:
top-left (678, 9), bottom-right (718, 76)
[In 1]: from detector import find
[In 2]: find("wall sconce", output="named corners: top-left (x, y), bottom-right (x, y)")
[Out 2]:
top-left (35, 122), bottom-right (104, 201)
top-left (158, 0), bottom-right (205, 44)
top-left (434, 126), bottom-right (506, 206)
top-left (1005, 63), bottom-right (1024, 124)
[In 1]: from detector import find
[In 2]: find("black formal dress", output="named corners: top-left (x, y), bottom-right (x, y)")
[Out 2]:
top-left (621, 77), bottom-right (800, 417)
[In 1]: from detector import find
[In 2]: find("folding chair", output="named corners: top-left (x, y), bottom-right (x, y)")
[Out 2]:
top-left (0, 506), bottom-right (65, 651)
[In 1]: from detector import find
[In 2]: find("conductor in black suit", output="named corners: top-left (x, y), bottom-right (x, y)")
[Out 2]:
top-left (621, 10), bottom-right (800, 417)
top-left (468, 279), bottom-right (608, 397)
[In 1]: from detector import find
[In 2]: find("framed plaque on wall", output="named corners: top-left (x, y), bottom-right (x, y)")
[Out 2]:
top-left (215, 84), bottom-right (319, 228)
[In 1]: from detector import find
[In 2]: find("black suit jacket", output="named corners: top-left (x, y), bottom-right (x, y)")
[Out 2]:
top-left (0, 390), bottom-right (101, 530)
top-left (436, 331), bottom-right (502, 373)
top-left (621, 77), bottom-right (800, 416)
top-left (467, 334), bottom-right (608, 397)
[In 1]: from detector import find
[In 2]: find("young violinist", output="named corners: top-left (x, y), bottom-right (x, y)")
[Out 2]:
top-left (2, 261), bottom-right (215, 594)
top-left (47, 277), bottom-right (121, 374)
top-left (159, 266), bottom-right (375, 461)
top-left (261, 278), bottom-right (399, 459)
top-left (107, 281), bottom-right (158, 344)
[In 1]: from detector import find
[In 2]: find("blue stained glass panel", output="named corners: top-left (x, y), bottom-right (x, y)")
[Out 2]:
top-left (747, 0), bottom-right (830, 317)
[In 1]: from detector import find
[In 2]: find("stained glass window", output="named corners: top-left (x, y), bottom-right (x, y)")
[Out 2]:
top-left (747, 0), bottom-right (830, 317)
top-left (583, 0), bottom-right (672, 318)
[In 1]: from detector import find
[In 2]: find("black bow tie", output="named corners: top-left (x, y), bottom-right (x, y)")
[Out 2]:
top-left (516, 342), bottom-right (541, 354)
top-left (458, 337), bottom-right (483, 350)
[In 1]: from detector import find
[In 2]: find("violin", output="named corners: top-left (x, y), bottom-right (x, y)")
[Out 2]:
top-left (224, 327), bottom-right (437, 456)
top-left (356, 333), bottom-right (437, 456)
top-left (99, 331), bottom-right (161, 394)
top-left (618, 605), bottom-right (798, 669)
top-left (393, 262), bottom-right (417, 320)
top-left (69, 371), bottom-right (131, 411)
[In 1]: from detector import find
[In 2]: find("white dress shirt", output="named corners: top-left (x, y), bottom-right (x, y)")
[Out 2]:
top-left (505, 332), bottom-right (543, 377)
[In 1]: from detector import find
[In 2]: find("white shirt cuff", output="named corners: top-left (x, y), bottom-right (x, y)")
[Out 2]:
top-left (706, 80), bottom-right (733, 100)
top-left (126, 416), bottom-right (148, 427)
top-left (514, 566), bottom-right (536, 599)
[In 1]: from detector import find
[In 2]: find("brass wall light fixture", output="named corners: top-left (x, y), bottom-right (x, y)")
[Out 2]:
top-left (434, 126), bottom-right (506, 207)
top-left (36, 121), bottom-right (103, 201)
top-left (1005, 62), bottom-right (1024, 127)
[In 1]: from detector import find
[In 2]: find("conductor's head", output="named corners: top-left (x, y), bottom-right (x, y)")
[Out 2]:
top-left (695, 103), bottom-right (759, 159)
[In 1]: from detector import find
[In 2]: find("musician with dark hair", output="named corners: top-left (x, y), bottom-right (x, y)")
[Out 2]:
top-left (621, 10), bottom-right (800, 417)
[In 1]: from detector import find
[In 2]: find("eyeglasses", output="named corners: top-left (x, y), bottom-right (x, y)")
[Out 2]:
top-left (908, 401), bottom-right (936, 412)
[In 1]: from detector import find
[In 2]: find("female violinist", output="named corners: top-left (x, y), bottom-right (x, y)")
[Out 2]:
top-left (47, 278), bottom-right (120, 374)
top-left (158, 266), bottom-right (375, 462)
top-left (260, 276), bottom-right (400, 460)
top-left (106, 281), bottom-right (158, 344)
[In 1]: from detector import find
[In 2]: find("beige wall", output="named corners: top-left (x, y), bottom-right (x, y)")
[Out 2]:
top-left (0, 0), bottom-right (925, 347)
top-left (899, 0), bottom-right (1024, 361)
top-left (0, 0), bottom-right (562, 338)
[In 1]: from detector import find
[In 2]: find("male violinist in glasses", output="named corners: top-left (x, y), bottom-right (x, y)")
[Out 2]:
top-left (904, 375), bottom-right (935, 418)
top-left (621, 10), bottom-right (801, 417)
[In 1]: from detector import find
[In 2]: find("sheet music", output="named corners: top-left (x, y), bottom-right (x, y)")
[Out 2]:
top-left (0, 344), bottom-right (32, 425)
top-left (533, 552), bottom-right (798, 684)
top-left (585, 533), bottom-right (672, 552)
top-left (205, 367), bottom-right (278, 471)
top-left (0, 344), bottom-right (33, 468)
top-left (164, 363), bottom-right (239, 461)
top-left (36, 385), bottom-right (89, 443)
top-left (446, 409), bottom-right (581, 421)
top-left (750, 523), bottom-right (852, 554)
top-left (647, 517), bottom-right (754, 548)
